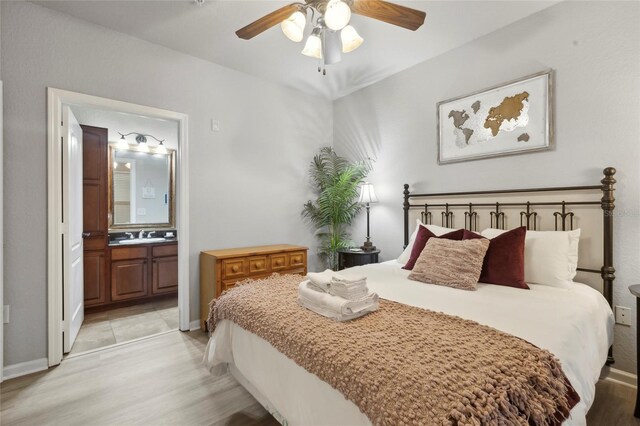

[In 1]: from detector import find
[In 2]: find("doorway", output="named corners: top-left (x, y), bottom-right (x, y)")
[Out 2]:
top-left (47, 88), bottom-right (190, 366)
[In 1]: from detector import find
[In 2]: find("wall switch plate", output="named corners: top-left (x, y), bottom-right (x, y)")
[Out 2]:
top-left (211, 119), bottom-right (220, 132)
top-left (3, 305), bottom-right (9, 324)
top-left (615, 306), bottom-right (631, 326)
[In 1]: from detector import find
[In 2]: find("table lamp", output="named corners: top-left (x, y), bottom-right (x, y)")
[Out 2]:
top-left (358, 182), bottom-right (378, 251)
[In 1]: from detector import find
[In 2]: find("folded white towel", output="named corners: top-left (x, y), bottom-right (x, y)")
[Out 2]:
top-left (298, 297), bottom-right (374, 322)
top-left (307, 269), bottom-right (334, 292)
top-left (331, 273), bottom-right (367, 285)
top-left (330, 286), bottom-right (369, 300)
top-left (298, 281), bottom-right (378, 321)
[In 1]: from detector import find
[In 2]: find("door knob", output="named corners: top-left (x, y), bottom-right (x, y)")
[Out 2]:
top-left (82, 232), bottom-right (91, 237)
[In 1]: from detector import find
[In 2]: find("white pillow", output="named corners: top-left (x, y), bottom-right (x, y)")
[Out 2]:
top-left (425, 224), bottom-right (459, 236)
top-left (397, 221), bottom-right (461, 263)
top-left (480, 228), bottom-right (581, 288)
top-left (397, 219), bottom-right (421, 264)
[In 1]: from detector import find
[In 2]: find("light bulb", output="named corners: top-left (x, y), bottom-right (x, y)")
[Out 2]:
top-left (324, 0), bottom-right (351, 31)
top-left (117, 137), bottom-right (129, 150)
top-left (341, 25), bottom-right (363, 53)
top-left (156, 142), bottom-right (167, 155)
top-left (281, 11), bottom-right (306, 42)
top-left (302, 32), bottom-right (323, 59)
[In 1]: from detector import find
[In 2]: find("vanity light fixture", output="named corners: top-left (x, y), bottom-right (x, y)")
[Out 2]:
top-left (117, 132), bottom-right (169, 154)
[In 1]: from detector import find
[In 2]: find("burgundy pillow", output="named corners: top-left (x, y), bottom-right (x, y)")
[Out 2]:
top-left (462, 227), bottom-right (528, 289)
top-left (403, 227), bottom-right (464, 270)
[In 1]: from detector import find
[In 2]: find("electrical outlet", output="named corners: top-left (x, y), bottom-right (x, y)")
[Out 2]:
top-left (3, 305), bottom-right (9, 324)
top-left (615, 306), bottom-right (631, 326)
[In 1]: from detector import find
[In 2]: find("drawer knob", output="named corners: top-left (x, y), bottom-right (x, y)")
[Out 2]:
top-left (257, 262), bottom-right (263, 268)
top-left (276, 260), bottom-right (283, 265)
top-left (232, 265), bottom-right (239, 272)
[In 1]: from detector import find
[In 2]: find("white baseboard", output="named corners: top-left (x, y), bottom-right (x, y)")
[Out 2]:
top-left (3, 358), bottom-right (48, 381)
top-left (189, 319), bottom-right (202, 331)
top-left (601, 366), bottom-right (637, 388)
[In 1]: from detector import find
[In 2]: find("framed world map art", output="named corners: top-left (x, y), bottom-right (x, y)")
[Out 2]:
top-left (437, 70), bottom-right (552, 164)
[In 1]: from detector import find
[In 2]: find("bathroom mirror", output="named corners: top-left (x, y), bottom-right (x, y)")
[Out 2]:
top-left (108, 145), bottom-right (176, 230)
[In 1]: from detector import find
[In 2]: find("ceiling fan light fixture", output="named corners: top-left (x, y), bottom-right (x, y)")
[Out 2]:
top-left (341, 25), bottom-right (363, 53)
top-left (324, 0), bottom-right (351, 31)
top-left (302, 29), bottom-right (323, 59)
top-left (281, 10), bottom-right (306, 42)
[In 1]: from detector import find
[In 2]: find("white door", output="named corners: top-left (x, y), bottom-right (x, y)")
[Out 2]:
top-left (62, 106), bottom-right (84, 353)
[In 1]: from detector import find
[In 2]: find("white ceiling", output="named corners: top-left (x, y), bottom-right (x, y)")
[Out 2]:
top-left (34, 0), bottom-right (558, 99)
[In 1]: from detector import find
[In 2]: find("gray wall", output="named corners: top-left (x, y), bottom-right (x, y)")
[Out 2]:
top-left (2, 2), bottom-right (332, 366)
top-left (334, 1), bottom-right (640, 373)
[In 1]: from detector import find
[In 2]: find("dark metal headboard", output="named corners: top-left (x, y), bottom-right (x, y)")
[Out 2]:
top-left (403, 167), bottom-right (616, 364)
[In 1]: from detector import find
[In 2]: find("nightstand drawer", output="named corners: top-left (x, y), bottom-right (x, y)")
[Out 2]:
top-left (249, 256), bottom-right (268, 274)
top-left (270, 253), bottom-right (288, 271)
top-left (288, 251), bottom-right (306, 268)
top-left (223, 258), bottom-right (246, 278)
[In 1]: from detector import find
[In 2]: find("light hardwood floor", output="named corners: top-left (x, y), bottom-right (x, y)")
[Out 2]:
top-left (1, 330), bottom-right (638, 425)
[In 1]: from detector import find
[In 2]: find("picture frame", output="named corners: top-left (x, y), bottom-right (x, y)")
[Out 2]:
top-left (437, 70), bottom-right (553, 164)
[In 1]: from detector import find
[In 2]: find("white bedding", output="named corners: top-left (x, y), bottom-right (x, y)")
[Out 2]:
top-left (204, 261), bottom-right (614, 426)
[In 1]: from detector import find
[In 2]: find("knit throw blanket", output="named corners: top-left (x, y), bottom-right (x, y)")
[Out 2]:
top-left (208, 274), bottom-right (579, 426)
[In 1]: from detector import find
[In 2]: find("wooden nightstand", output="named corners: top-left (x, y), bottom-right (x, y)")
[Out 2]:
top-left (337, 249), bottom-right (380, 271)
top-left (629, 284), bottom-right (640, 418)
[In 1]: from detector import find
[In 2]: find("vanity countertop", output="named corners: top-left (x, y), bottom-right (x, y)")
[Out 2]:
top-left (108, 238), bottom-right (178, 247)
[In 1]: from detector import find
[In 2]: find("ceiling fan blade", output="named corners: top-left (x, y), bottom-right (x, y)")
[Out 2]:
top-left (236, 4), bottom-right (300, 40)
top-left (351, 0), bottom-right (426, 31)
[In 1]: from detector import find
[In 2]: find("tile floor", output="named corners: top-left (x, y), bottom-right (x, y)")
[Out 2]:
top-left (68, 297), bottom-right (178, 356)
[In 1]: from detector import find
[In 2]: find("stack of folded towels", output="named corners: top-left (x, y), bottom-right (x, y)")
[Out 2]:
top-left (298, 269), bottom-right (379, 321)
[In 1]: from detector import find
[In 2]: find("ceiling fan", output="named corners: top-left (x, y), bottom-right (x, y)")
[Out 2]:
top-left (235, 0), bottom-right (426, 74)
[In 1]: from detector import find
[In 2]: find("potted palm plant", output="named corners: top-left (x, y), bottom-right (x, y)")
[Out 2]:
top-left (302, 147), bottom-right (370, 270)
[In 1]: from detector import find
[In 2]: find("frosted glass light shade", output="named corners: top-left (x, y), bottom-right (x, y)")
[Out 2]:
top-left (302, 34), bottom-right (322, 59)
top-left (341, 25), bottom-right (363, 53)
top-left (156, 142), bottom-right (167, 155)
top-left (117, 137), bottom-right (129, 150)
top-left (358, 182), bottom-right (378, 204)
top-left (324, 0), bottom-right (351, 31)
top-left (281, 11), bottom-right (306, 42)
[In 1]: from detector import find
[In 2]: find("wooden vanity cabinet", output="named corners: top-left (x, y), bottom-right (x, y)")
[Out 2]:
top-left (81, 125), bottom-right (110, 308)
top-left (152, 244), bottom-right (179, 295)
top-left (85, 241), bottom-right (178, 310)
top-left (111, 247), bottom-right (149, 302)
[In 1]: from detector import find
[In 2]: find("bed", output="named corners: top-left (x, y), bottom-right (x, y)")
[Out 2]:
top-left (204, 168), bottom-right (617, 426)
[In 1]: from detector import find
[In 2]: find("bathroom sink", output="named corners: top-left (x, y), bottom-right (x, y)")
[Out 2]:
top-left (117, 237), bottom-right (167, 245)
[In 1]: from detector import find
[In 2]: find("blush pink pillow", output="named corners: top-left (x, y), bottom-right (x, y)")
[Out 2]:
top-left (403, 227), bottom-right (464, 270)
top-left (462, 227), bottom-right (528, 289)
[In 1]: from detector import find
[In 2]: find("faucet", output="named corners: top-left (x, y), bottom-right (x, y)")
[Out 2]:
top-left (138, 230), bottom-right (145, 239)
top-left (147, 231), bottom-right (157, 238)
top-left (125, 232), bottom-right (134, 239)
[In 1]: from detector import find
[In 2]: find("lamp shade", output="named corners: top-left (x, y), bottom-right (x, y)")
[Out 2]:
top-left (358, 182), bottom-right (378, 204)
top-left (324, 0), bottom-right (351, 31)
top-left (302, 31), bottom-right (323, 59)
top-left (340, 25), bottom-right (363, 53)
top-left (281, 11), bottom-right (306, 42)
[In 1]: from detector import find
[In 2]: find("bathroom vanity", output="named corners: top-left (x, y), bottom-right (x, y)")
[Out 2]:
top-left (82, 124), bottom-right (179, 311)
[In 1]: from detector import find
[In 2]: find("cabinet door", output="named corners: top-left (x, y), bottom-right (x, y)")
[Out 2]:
top-left (152, 256), bottom-right (179, 295)
top-left (84, 250), bottom-right (107, 306)
top-left (111, 259), bottom-right (148, 301)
